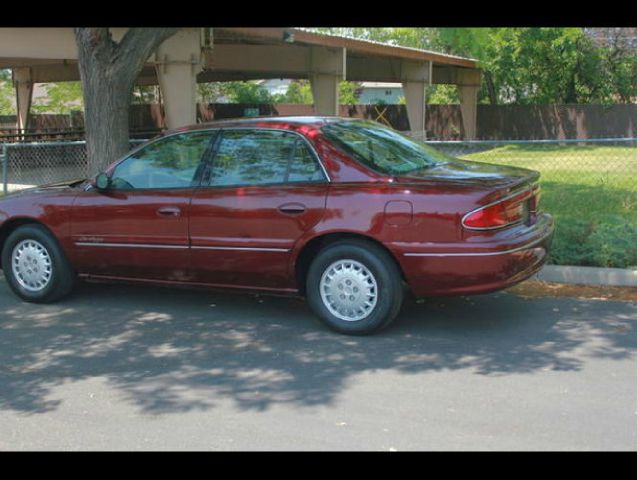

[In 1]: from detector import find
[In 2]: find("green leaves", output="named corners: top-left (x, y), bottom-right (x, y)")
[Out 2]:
top-left (31, 82), bottom-right (84, 114)
top-left (281, 80), bottom-right (313, 104)
top-left (0, 69), bottom-right (14, 115)
top-left (223, 81), bottom-right (274, 104)
top-left (438, 27), bottom-right (637, 105)
top-left (338, 81), bottom-right (360, 106)
top-left (203, 79), bottom-right (362, 106)
top-left (310, 28), bottom-right (637, 106)
top-left (550, 216), bottom-right (637, 268)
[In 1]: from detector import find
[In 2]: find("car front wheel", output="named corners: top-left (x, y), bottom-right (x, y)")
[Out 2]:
top-left (306, 240), bottom-right (404, 335)
top-left (1, 224), bottom-right (76, 303)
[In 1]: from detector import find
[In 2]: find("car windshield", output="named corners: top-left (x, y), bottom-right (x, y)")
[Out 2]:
top-left (321, 120), bottom-right (452, 175)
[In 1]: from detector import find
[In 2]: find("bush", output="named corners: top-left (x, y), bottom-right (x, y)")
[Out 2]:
top-left (549, 216), bottom-right (637, 268)
top-left (587, 216), bottom-right (637, 268)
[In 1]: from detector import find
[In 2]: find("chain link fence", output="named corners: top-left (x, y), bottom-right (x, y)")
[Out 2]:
top-left (425, 139), bottom-right (637, 219)
top-left (2, 136), bottom-right (636, 195)
top-left (1, 136), bottom-right (636, 267)
top-left (1, 140), bottom-right (147, 194)
top-left (427, 137), bottom-right (637, 188)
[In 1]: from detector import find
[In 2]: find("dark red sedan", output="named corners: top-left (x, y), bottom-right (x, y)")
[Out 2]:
top-left (0, 117), bottom-right (553, 334)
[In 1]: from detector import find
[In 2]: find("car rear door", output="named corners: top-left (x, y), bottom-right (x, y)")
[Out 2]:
top-left (70, 130), bottom-right (216, 281)
top-left (189, 128), bottom-right (328, 291)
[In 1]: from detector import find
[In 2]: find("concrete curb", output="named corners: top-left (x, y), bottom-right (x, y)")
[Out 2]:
top-left (533, 265), bottom-right (637, 287)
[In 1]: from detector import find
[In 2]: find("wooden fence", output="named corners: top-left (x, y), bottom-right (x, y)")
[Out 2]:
top-left (2, 103), bottom-right (636, 141)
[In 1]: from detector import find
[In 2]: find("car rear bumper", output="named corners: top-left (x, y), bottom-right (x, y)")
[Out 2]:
top-left (396, 213), bottom-right (554, 297)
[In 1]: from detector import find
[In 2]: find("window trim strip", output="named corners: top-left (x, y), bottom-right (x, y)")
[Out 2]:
top-left (190, 246), bottom-right (290, 252)
top-left (75, 242), bottom-right (189, 249)
top-left (74, 242), bottom-right (290, 253)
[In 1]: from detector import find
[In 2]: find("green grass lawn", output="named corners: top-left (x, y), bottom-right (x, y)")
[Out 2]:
top-left (459, 144), bottom-right (637, 268)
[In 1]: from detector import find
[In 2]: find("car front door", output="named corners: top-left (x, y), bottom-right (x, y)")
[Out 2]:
top-left (189, 128), bottom-right (329, 291)
top-left (70, 130), bottom-right (216, 281)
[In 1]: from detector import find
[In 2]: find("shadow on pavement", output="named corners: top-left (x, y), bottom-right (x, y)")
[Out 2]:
top-left (1, 278), bottom-right (636, 415)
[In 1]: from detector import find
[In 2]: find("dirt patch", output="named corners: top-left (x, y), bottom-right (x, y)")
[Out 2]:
top-left (507, 280), bottom-right (637, 302)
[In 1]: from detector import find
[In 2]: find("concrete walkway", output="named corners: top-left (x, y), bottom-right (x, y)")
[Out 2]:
top-left (536, 265), bottom-right (637, 287)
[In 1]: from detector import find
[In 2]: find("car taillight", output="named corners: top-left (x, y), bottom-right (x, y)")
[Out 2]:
top-left (463, 188), bottom-right (535, 230)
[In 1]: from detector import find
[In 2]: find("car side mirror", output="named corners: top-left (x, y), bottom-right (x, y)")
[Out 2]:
top-left (95, 172), bottom-right (111, 191)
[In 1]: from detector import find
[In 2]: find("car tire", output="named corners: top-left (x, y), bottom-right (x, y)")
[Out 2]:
top-left (1, 224), bottom-right (76, 303)
top-left (306, 239), bottom-right (404, 335)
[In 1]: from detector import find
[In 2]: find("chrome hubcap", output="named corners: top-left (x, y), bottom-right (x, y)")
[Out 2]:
top-left (319, 259), bottom-right (378, 322)
top-left (11, 239), bottom-right (53, 292)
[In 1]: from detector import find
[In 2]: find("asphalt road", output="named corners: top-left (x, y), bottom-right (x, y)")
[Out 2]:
top-left (1, 276), bottom-right (636, 451)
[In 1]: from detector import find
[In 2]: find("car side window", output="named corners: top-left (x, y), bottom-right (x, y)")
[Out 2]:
top-left (208, 129), bottom-right (325, 187)
top-left (110, 131), bottom-right (215, 190)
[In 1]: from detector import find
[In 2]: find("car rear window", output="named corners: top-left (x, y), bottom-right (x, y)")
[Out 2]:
top-left (321, 121), bottom-right (452, 175)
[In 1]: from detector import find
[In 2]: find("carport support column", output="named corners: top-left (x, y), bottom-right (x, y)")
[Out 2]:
top-left (459, 85), bottom-right (479, 140)
top-left (403, 81), bottom-right (426, 140)
top-left (401, 61), bottom-right (431, 141)
top-left (309, 47), bottom-right (346, 116)
top-left (155, 29), bottom-right (203, 129)
top-left (310, 74), bottom-right (339, 116)
top-left (13, 67), bottom-right (33, 132)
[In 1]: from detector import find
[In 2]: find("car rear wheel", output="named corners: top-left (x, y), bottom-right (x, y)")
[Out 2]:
top-left (306, 240), bottom-right (404, 335)
top-left (1, 224), bottom-right (76, 303)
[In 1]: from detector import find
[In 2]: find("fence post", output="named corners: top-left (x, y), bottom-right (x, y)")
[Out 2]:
top-left (1, 143), bottom-right (7, 195)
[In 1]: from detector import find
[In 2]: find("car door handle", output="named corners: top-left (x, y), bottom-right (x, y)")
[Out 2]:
top-left (278, 203), bottom-right (306, 215)
top-left (156, 206), bottom-right (182, 217)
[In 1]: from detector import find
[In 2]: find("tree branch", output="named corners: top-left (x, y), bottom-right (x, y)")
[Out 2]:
top-left (114, 28), bottom-right (180, 79)
top-left (74, 27), bottom-right (181, 172)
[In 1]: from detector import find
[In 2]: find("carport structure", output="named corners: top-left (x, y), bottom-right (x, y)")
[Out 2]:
top-left (0, 27), bottom-right (481, 138)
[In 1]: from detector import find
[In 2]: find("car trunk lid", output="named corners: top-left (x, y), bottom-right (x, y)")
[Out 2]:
top-left (393, 158), bottom-right (539, 193)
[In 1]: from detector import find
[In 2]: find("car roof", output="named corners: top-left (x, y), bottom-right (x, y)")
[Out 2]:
top-left (168, 116), bottom-right (364, 135)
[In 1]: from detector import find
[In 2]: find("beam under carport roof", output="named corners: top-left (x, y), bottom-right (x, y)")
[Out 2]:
top-left (200, 28), bottom-right (481, 137)
top-left (203, 28), bottom-right (480, 86)
top-left (213, 28), bottom-right (477, 69)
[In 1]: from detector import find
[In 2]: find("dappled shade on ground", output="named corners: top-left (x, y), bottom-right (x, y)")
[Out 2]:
top-left (0, 277), bottom-right (635, 416)
top-left (509, 280), bottom-right (637, 302)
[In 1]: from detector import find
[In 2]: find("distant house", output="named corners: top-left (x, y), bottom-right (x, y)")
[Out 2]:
top-left (584, 27), bottom-right (637, 49)
top-left (255, 79), bottom-right (292, 98)
top-left (356, 82), bottom-right (403, 104)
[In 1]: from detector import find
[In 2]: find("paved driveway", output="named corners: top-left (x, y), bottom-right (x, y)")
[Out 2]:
top-left (1, 276), bottom-right (636, 450)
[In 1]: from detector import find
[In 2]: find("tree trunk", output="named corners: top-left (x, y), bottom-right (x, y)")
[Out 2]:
top-left (483, 70), bottom-right (498, 105)
top-left (78, 63), bottom-right (132, 175)
top-left (74, 28), bottom-right (179, 175)
top-left (564, 72), bottom-right (578, 104)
